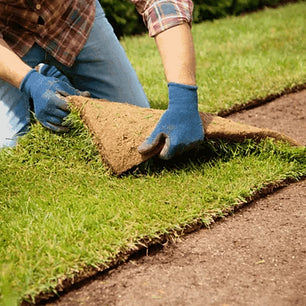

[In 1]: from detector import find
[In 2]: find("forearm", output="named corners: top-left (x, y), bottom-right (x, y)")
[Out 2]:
top-left (154, 23), bottom-right (196, 86)
top-left (0, 38), bottom-right (31, 88)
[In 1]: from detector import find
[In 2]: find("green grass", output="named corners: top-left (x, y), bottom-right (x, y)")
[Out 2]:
top-left (122, 2), bottom-right (306, 112)
top-left (0, 2), bottom-right (306, 304)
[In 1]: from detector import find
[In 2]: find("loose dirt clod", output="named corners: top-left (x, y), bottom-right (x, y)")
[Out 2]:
top-left (68, 96), bottom-right (301, 175)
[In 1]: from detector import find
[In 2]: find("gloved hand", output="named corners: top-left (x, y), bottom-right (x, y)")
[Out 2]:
top-left (36, 63), bottom-right (72, 84)
top-left (20, 69), bottom-right (81, 132)
top-left (37, 63), bottom-right (90, 97)
top-left (138, 82), bottom-right (204, 160)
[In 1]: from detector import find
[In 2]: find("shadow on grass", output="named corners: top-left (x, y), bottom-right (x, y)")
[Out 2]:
top-left (124, 138), bottom-right (305, 178)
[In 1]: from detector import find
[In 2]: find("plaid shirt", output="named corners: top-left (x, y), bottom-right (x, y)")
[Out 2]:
top-left (0, 0), bottom-right (193, 67)
top-left (0, 0), bottom-right (95, 67)
top-left (132, 0), bottom-right (194, 37)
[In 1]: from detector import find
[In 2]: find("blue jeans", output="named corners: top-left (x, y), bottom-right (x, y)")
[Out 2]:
top-left (0, 0), bottom-right (149, 147)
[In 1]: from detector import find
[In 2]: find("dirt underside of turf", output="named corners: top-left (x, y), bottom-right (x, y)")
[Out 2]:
top-left (39, 89), bottom-right (306, 306)
top-left (67, 91), bottom-right (301, 175)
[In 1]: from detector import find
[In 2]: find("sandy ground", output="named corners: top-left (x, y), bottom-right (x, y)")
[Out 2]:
top-left (41, 90), bottom-right (306, 306)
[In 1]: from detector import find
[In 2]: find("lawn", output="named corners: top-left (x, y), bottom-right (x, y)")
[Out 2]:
top-left (0, 2), bottom-right (305, 304)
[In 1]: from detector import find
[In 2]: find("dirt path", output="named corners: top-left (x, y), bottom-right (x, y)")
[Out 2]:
top-left (44, 90), bottom-right (306, 306)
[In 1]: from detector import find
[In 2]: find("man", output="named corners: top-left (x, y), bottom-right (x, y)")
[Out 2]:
top-left (0, 0), bottom-right (204, 160)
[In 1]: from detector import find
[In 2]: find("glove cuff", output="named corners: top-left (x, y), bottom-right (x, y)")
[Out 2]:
top-left (168, 82), bottom-right (198, 91)
top-left (167, 82), bottom-right (198, 110)
top-left (19, 69), bottom-right (43, 97)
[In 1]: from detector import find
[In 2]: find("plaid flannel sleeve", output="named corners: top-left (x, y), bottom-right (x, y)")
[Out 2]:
top-left (131, 0), bottom-right (194, 37)
top-left (0, 16), bottom-right (4, 40)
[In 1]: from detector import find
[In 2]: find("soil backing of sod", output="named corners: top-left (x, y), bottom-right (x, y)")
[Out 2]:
top-left (67, 95), bottom-right (300, 175)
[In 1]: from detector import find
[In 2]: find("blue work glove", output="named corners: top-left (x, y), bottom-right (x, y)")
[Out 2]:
top-left (37, 63), bottom-right (90, 97)
top-left (36, 63), bottom-right (72, 84)
top-left (20, 69), bottom-right (81, 132)
top-left (138, 82), bottom-right (204, 160)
